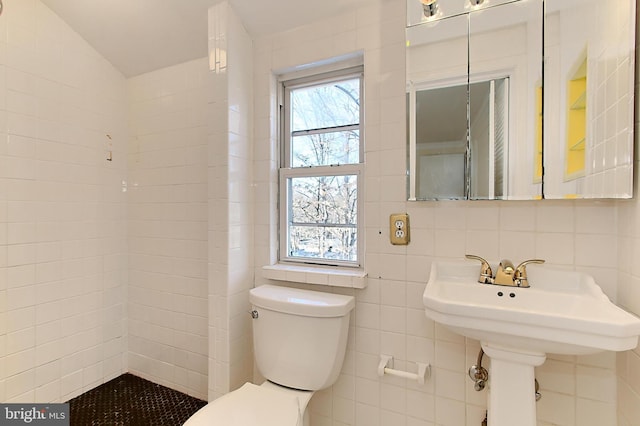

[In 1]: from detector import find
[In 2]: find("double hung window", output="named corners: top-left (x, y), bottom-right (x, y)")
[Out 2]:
top-left (280, 67), bottom-right (364, 268)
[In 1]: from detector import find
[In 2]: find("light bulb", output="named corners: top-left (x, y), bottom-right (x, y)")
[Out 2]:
top-left (421, 0), bottom-right (438, 17)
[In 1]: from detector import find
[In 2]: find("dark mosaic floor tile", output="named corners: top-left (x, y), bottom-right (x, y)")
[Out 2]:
top-left (67, 373), bottom-right (207, 426)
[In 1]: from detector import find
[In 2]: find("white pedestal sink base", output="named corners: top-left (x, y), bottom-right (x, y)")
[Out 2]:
top-left (482, 343), bottom-right (546, 426)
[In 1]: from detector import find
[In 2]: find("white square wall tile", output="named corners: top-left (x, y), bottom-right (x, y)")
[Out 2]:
top-left (380, 383), bottom-right (405, 414)
top-left (380, 332), bottom-right (406, 361)
top-left (434, 206), bottom-right (466, 230)
top-left (536, 358), bottom-right (575, 395)
top-left (434, 368), bottom-right (465, 401)
top-left (574, 234), bottom-right (617, 267)
top-left (404, 390), bottom-right (434, 422)
top-left (535, 205), bottom-right (575, 233)
top-left (535, 233), bottom-right (574, 265)
top-left (434, 341), bottom-right (465, 372)
top-left (575, 398), bottom-right (615, 426)
top-left (355, 378), bottom-right (380, 406)
top-left (355, 302), bottom-right (381, 330)
top-left (576, 365), bottom-right (616, 402)
top-left (434, 230), bottom-right (465, 259)
top-left (536, 391), bottom-right (576, 425)
top-left (380, 306), bottom-right (406, 333)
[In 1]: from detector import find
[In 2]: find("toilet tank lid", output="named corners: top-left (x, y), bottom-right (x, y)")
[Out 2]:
top-left (250, 285), bottom-right (355, 318)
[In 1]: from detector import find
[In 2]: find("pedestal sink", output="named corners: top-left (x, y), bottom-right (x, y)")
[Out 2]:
top-left (423, 260), bottom-right (640, 426)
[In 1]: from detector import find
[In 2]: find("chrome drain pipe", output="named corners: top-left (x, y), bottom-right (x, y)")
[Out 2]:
top-left (468, 348), bottom-right (489, 391)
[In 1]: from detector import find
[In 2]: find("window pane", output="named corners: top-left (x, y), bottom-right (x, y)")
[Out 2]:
top-left (291, 130), bottom-right (360, 167)
top-left (289, 225), bottom-right (358, 262)
top-left (280, 67), bottom-right (363, 267)
top-left (290, 78), bottom-right (360, 131)
top-left (290, 175), bottom-right (358, 225)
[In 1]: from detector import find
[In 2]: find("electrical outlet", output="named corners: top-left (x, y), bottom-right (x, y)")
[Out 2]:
top-left (390, 213), bottom-right (410, 245)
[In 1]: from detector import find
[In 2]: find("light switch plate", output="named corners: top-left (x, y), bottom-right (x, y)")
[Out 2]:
top-left (390, 213), bottom-right (410, 245)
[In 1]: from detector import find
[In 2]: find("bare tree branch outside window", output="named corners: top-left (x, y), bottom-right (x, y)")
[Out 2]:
top-left (284, 75), bottom-right (362, 264)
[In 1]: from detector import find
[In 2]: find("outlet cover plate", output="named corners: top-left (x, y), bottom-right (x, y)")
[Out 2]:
top-left (390, 213), bottom-right (410, 245)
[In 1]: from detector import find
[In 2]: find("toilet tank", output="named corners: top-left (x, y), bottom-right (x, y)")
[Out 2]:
top-left (249, 285), bottom-right (355, 391)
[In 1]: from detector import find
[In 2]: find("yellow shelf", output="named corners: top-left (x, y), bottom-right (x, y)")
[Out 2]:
top-left (564, 58), bottom-right (587, 179)
top-left (569, 138), bottom-right (585, 151)
top-left (571, 91), bottom-right (586, 110)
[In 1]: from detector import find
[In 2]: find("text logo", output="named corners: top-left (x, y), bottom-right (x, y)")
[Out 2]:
top-left (0, 404), bottom-right (69, 425)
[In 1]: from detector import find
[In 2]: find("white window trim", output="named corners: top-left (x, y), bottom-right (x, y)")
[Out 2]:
top-left (277, 66), bottom-right (365, 272)
top-left (262, 263), bottom-right (367, 289)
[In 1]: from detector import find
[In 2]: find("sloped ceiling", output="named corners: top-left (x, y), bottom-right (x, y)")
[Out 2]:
top-left (40, 0), bottom-right (371, 78)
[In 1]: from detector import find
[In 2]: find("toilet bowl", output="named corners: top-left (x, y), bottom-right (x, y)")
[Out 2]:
top-left (183, 381), bottom-right (313, 426)
top-left (184, 284), bottom-right (355, 426)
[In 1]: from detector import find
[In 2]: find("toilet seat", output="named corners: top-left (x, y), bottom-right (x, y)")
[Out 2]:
top-left (184, 382), bottom-right (310, 426)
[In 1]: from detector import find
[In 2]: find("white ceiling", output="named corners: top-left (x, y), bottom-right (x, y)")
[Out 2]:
top-left (40, 0), bottom-right (371, 78)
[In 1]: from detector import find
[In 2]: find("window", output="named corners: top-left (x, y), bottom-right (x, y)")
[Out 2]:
top-left (280, 67), bottom-right (364, 268)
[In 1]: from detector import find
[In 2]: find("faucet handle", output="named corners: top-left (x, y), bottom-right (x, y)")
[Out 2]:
top-left (514, 259), bottom-right (545, 287)
top-left (465, 254), bottom-right (493, 284)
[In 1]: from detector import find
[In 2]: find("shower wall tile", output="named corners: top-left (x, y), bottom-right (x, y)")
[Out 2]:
top-left (0, 0), bottom-right (128, 403)
top-left (126, 57), bottom-right (209, 400)
top-left (206, 0), bottom-right (254, 401)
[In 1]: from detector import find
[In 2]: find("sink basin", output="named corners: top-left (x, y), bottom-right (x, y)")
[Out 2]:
top-left (424, 260), bottom-right (640, 426)
top-left (423, 261), bottom-right (640, 355)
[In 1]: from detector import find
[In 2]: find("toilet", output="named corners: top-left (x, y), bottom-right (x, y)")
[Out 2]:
top-left (184, 284), bottom-right (355, 426)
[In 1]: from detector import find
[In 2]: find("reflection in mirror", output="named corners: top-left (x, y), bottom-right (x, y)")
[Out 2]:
top-left (469, 0), bottom-right (542, 200)
top-left (407, 13), bottom-right (468, 200)
top-left (468, 78), bottom-right (509, 199)
top-left (544, 0), bottom-right (635, 198)
top-left (412, 84), bottom-right (467, 199)
top-left (406, 0), bottom-right (543, 200)
top-left (411, 79), bottom-right (509, 200)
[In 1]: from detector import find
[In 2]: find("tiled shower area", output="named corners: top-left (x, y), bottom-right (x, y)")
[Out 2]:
top-left (67, 373), bottom-right (205, 425)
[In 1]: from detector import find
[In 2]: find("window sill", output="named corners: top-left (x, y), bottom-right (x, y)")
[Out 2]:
top-left (262, 264), bottom-right (368, 289)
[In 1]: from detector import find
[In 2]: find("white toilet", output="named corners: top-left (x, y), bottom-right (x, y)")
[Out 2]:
top-left (184, 284), bottom-right (355, 426)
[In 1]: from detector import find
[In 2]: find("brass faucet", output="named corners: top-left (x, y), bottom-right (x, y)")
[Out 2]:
top-left (465, 255), bottom-right (545, 287)
top-left (464, 254), bottom-right (493, 284)
top-left (494, 259), bottom-right (515, 285)
top-left (513, 259), bottom-right (546, 287)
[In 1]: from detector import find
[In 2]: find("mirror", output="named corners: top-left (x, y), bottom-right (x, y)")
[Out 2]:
top-left (543, 0), bottom-right (635, 199)
top-left (406, 0), bottom-right (543, 200)
top-left (406, 0), bottom-right (635, 200)
top-left (407, 12), bottom-right (470, 199)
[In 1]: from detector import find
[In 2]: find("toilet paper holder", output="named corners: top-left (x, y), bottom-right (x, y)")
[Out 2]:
top-left (377, 354), bottom-right (430, 385)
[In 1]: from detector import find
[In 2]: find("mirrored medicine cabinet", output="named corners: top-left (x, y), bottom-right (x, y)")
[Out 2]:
top-left (406, 0), bottom-right (636, 200)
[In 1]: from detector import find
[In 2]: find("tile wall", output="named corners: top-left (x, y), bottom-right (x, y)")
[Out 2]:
top-left (616, 2), bottom-right (640, 424)
top-left (544, 0), bottom-right (635, 198)
top-left (251, 0), bottom-right (627, 424)
top-left (584, 0), bottom-right (635, 198)
top-left (206, 2), bottom-right (254, 401)
top-left (0, 0), bottom-right (128, 403)
top-left (126, 58), bottom-right (210, 399)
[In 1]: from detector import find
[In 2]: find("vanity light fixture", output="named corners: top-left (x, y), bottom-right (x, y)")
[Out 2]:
top-left (421, 0), bottom-right (439, 18)
top-left (466, 0), bottom-right (486, 12)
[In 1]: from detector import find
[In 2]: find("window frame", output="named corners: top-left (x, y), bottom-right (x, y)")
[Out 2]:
top-left (278, 66), bottom-right (364, 269)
